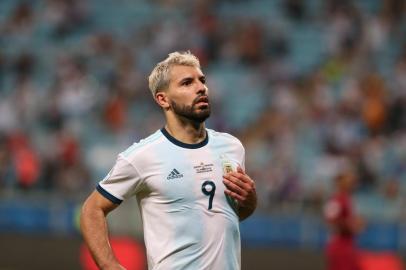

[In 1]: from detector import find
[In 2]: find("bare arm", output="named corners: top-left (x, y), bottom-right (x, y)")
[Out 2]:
top-left (223, 167), bottom-right (257, 221)
top-left (80, 190), bottom-right (125, 270)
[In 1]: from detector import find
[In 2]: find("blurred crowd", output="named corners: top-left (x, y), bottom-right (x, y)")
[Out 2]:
top-left (0, 0), bottom-right (405, 220)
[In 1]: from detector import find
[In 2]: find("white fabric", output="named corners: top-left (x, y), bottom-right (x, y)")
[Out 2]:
top-left (99, 128), bottom-right (245, 270)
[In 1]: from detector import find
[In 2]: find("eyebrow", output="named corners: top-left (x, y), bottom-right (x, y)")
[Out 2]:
top-left (179, 77), bottom-right (193, 84)
top-left (178, 75), bottom-right (206, 84)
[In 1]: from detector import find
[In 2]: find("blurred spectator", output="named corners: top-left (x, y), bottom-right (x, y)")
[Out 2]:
top-left (380, 179), bottom-right (406, 221)
top-left (53, 54), bottom-right (97, 118)
top-left (103, 89), bottom-right (128, 133)
top-left (8, 132), bottom-right (40, 189)
top-left (12, 53), bottom-right (42, 128)
top-left (1, 1), bottom-right (35, 37)
top-left (0, 135), bottom-right (11, 189)
top-left (284, 0), bottom-right (306, 22)
top-left (43, 0), bottom-right (89, 38)
top-left (40, 127), bottom-right (90, 193)
top-left (360, 74), bottom-right (388, 135)
top-left (236, 20), bottom-right (265, 65)
top-left (324, 170), bottom-right (365, 270)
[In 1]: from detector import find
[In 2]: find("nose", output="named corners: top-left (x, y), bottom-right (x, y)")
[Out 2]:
top-left (196, 81), bottom-right (208, 95)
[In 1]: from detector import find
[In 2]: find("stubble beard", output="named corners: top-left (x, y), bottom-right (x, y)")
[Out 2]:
top-left (170, 98), bottom-right (211, 124)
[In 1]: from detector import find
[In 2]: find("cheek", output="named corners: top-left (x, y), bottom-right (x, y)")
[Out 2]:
top-left (172, 92), bottom-right (195, 105)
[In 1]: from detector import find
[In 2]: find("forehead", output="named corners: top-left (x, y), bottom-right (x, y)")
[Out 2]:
top-left (169, 65), bottom-right (204, 82)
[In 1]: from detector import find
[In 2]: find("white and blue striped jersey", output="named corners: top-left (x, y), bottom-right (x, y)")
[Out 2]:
top-left (97, 128), bottom-right (245, 270)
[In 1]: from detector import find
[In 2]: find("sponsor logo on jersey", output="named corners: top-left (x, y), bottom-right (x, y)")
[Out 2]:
top-left (194, 162), bottom-right (214, 173)
top-left (167, 168), bottom-right (184, 180)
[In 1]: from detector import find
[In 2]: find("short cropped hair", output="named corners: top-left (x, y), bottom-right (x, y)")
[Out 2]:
top-left (148, 51), bottom-right (201, 96)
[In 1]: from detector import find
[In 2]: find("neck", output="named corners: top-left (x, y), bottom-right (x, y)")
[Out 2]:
top-left (164, 114), bottom-right (206, 144)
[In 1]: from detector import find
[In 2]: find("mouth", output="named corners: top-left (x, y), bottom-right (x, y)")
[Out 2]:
top-left (194, 96), bottom-right (209, 106)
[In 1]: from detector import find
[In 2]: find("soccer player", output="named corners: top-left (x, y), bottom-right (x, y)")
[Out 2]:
top-left (80, 51), bottom-right (258, 270)
top-left (324, 171), bottom-right (364, 270)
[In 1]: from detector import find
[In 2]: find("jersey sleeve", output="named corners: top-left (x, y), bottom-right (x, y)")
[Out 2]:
top-left (240, 144), bottom-right (246, 171)
top-left (233, 138), bottom-right (246, 171)
top-left (97, 154), bottom-right (143, 204)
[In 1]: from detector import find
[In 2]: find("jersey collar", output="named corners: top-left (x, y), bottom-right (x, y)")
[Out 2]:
top-left (161, 127), bottom-right (209, 149)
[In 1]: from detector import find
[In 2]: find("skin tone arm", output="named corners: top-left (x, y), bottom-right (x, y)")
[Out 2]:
top-left (223, 166), bottom-right (257, 221)
top-left (80, 191), bottom-right (126, 270)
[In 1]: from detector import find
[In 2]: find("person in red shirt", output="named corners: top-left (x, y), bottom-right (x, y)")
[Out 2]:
top-left (324, 171), bottom-right (365, 270)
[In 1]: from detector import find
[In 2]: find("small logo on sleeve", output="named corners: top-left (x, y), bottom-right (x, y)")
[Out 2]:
top-left (167, 168), bottom-right (184, 180)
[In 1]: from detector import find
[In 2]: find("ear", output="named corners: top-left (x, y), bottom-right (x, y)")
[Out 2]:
top-left (155, 91), bottom-right (170, 110)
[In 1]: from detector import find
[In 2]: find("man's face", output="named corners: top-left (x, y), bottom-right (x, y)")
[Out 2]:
top-left (165, 65), bottom-right (210, 123)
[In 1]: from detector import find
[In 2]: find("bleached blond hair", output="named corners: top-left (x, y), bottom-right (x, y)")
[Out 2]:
top-left (148, 51), bottom-right (201, 96)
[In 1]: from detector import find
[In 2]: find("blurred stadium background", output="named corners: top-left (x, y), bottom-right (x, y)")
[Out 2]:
top-left (0, 0), bottom-right (406, 269)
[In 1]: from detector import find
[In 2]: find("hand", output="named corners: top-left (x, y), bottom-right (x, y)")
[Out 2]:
top-left (223, 166), bottom-right (257, 215)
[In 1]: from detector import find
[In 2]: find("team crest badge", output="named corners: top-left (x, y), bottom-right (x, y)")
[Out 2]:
top-left (220, 154), bottom-right (239, 213)
top-left (220, 154), bottom-right (234, 174)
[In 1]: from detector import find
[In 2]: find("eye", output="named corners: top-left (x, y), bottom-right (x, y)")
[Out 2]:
top-left (181, 79), bottom-right (192, 86)
top-left (200, 77), bottom-right (206, 84)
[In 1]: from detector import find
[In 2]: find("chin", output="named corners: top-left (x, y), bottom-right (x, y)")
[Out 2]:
top-left (193, 110), bottom-right (211, 123)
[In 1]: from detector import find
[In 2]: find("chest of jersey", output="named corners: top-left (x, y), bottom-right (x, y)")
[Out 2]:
top-left (141, 147), bottom-right (240, 215)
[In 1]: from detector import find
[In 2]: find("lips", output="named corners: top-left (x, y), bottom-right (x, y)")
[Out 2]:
top-left (194, 96), bottom-right (209, 105)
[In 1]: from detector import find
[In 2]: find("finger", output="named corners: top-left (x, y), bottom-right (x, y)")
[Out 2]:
top-left (237, 166), bottom-right (245, 174)
top-left (225, 172), bottom-right (253, 186)
top-left (224, 174), bottom-right (249, 189)
top-left (224, 189), bottom-right (245, 202)
top-left (223, 177), bottom-right (246, 194)
top-left (235, 169), bottom-right (255, 186)
top-left (223, 178), bottom-right (248, 197)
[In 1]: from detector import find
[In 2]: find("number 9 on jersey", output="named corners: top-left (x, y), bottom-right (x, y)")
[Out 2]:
top-left (201, 180), bottom-right (216, 210)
